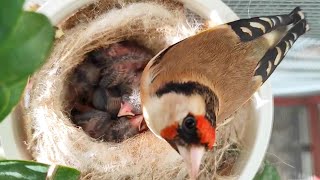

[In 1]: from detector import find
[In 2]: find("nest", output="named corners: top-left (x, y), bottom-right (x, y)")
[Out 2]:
top-left (20, 0), bottom-right (255, 179)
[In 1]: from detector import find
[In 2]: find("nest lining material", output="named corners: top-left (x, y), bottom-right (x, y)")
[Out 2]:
top-left (22, 1), bottom-right (254, 179)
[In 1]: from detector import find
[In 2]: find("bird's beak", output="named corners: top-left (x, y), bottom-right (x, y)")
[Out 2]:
top-left (177, 145), bottom-right (205, 180)
top-left (128, 115), bottom-right (147, 132)
top-left (117, 102), bottom-right (135, 117)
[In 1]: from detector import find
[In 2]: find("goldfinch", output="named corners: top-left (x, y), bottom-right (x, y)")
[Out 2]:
top-left (140, 7), bottom-right (309, 179)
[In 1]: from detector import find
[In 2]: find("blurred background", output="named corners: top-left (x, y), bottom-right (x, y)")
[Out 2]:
top-left (221, 0), bottom-right (320, 179)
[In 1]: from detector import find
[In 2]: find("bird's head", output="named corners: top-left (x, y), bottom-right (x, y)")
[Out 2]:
top-left (142, 82), bottom-right (218, 180)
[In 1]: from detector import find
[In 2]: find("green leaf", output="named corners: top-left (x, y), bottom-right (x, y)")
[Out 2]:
top-left (0, 160), bottom-right (48, 180)
top-left (0, 85), bottom-right (10, 117)
top-left (0, 78), bottom-right (27, 122)
top-left (254, 163), bottom-right (281, 180)
top-left (0, 11), bottom-right (55, 85)
top-left (0, 160), bottom-right (81, 180)
top-left (0, 0), bottom-right (24, 44)
top-left (0, 1), bottom-right (54, 123)
top-left (52, 166), bottom-right (81, 180)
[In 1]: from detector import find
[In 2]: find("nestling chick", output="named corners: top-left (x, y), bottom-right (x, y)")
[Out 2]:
top-left (117, 72), bottom-right (143, 117)
top-left (71, 41), bottom-right (152, 142)
top-left (140, 7), bottom-right (309, 179)
top-left (94, 41), bottom-right (152, 89)
top-left (73, 103), bottom-right (144, 141)
top-left (69, 57), bottom-right (102, 104)
top-left (94, 41), bottom-right (152, 117)
top-left (116, 81), bottom-right (146, 131)
top-left (118, 88), bottom-right (142, 117)
top-left (73, 103), bottom-right (112, 139)
top-left (92, 86), bottom-right (121, 117)
top-left (103, 116), bottom-right (143, 143)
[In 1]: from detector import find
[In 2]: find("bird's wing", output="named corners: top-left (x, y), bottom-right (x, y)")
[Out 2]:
top-left (216, 7), bottom-right (309, 121)
top-left (253, 19), bottom-right (309, 83)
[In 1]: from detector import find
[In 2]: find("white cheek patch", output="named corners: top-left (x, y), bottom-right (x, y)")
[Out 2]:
top-left (187, 95), bottom-right (206, 116)
top-left (143, 94), bottom-right (206, 139)
top-left (163, 93), bottom-right (189, 122)
top-left (167, 94), bottom-right (206, 119)
top-left (143, 97), bottom-right (168, 136)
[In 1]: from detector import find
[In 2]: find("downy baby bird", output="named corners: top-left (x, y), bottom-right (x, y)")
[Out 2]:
top-left (140, 7), bottom-right (309, 179)
top-left (73, 103), bottom-right (143, 141)
top-left (73, 103), bottom-right (112, 139)
top-left (92, 86), bottom-right (122, 117)
top-left (96, 41), bottom-right (152, 117)
top-left (117, 73), bottom-right (143, 117)
top-left (103, 116), bottom-right (144, 142)
top-left (69, 56), bottom-right (103, 104)
top-left (98, 41), bottom-right (152, 90)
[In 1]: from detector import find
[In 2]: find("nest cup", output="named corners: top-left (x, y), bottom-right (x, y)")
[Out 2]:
top-left (0, 0), bottom-right (274, 179)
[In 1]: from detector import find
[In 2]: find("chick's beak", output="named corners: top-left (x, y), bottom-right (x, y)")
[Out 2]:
top-left (117, 102), bottom-right (135, 117)
top-left (177, 145), bottom-right (205, 180)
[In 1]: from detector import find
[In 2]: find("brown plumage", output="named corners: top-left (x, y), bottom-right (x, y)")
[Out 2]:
top-left (143, 27), bottom-right (266, 122)
top-left (140, 7), bottom-right (309, 180)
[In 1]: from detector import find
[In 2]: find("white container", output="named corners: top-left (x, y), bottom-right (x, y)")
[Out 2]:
top-left (0, 0), bottom-right (274, 179)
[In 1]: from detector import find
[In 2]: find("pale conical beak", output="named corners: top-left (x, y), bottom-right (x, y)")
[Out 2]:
top-left (177, 145), bottom-right (205, 180)
top-left (117, 102), bottom-right (135, 117)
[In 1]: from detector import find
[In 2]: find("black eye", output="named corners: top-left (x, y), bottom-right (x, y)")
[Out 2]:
top-left (182, 115), bottom-right (196, 132)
